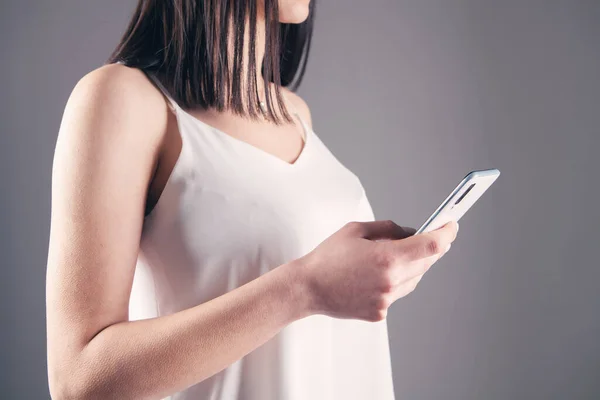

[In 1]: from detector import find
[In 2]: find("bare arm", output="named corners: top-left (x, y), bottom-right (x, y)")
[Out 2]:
top-left (46, 65), bottom-right (312, 400)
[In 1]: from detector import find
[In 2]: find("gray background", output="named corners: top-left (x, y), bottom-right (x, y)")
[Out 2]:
top-left (1, 0), bottom-right (598, 398)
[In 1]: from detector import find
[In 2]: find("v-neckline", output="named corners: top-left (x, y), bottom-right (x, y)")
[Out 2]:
top-left (176, 107), bottom-right (312, 168)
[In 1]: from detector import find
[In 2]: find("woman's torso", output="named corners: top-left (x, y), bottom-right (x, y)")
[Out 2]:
top-left (129, 68), bottom-right (396, 400)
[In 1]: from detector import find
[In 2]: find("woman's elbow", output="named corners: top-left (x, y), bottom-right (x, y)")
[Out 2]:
top-left (48, 371), bottom-right (83, 400)
top-left (48, 363), bottom-right (110, 400)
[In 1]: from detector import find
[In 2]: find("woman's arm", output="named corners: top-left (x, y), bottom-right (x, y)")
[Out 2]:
top-left (46, 64), bottom-right (312, 400)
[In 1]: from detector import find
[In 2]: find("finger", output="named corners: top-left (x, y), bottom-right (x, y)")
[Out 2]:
top-left (396, 248), bottom-right (443, 280)
top-left (373, 225), bottom-right (417, 242)
top-left (433, 220), bottom-right (459, 234)
top-left (392, 220), bottom-right (458, 261)
top-left (352, 219), bottom-right (415, 241)
top-left (385, 250), bottom-right (443, 287)
top-left (409, 273), bottom-right (424, 287)
top-left (405, 242), bottom-right (452, 277)
top-left (392, 273), bottom-right (424, 300)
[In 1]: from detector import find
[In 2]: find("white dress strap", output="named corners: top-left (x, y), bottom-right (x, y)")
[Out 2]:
top-left (113, 60), bottom-right (181, 114)
top-left (144, 72), bottom-right (182, 114)
top-left (281, 90), bottom-right (308, 143)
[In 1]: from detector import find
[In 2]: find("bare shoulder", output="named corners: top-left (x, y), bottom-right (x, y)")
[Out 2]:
top-left (59, 63), bottom-right (170, 172)
top-left (53, 62), bottom-right (173, 221)
top-left (68, 63), bottom-right (167, 131)
top-left (281, 87), bottom-right (313, 130)
top-left (77, 62), bottom-right (158, 96)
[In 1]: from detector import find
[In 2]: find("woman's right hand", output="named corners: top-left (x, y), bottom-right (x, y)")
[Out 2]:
top-left (297, 219), bottom-right (459, 322)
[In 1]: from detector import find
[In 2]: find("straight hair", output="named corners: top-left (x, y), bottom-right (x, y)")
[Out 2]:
top-left (107, 0), bottom-right (315, 124)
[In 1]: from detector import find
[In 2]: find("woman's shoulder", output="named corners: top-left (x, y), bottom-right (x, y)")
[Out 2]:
top-left (58, 63), bottom-right (171, 184)
top-left (63, 63), bottom-right (170, 151)
top-left (73, 63), bottom-right (167, 121)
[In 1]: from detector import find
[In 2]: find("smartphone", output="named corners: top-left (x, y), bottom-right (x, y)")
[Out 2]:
top-left (415, 168), bottom-right (501, 234)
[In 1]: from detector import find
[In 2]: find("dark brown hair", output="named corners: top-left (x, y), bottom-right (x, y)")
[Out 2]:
top-left (107, 0), bottom-right (315, 124)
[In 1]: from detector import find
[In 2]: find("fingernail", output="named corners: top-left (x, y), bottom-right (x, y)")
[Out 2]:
top-left (456, 222), bottom-right (459, 232)
top-left (446, 243), bottom-right (451, 252)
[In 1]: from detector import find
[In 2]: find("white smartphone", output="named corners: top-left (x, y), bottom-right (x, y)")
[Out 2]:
top-left (415, 168), bottom-right (501, 234)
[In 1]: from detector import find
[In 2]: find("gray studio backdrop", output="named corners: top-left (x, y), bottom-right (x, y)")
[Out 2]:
top-left (1, 0), bottom-right (599, 399)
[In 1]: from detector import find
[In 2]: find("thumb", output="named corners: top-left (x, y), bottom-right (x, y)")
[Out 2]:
top-left (352, 219), bottom-right (416, 241)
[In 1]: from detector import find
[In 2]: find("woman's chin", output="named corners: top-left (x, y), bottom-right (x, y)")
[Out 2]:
top-left (280, 3), bottom-right (310, 24)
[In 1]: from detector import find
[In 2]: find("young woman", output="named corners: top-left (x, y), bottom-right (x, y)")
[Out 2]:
top-left (45, 1), bottom-right (458, 399)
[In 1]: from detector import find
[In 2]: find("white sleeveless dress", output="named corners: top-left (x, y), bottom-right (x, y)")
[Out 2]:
top-left (129, 70), bottom-right (396, 400)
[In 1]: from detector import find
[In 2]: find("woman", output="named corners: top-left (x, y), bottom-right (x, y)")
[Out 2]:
top-left (46, 0), bottom-right (458, 399)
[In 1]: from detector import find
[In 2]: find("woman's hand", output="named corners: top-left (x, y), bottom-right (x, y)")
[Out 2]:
top-left (297, 219), bottom-right (459, 322)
